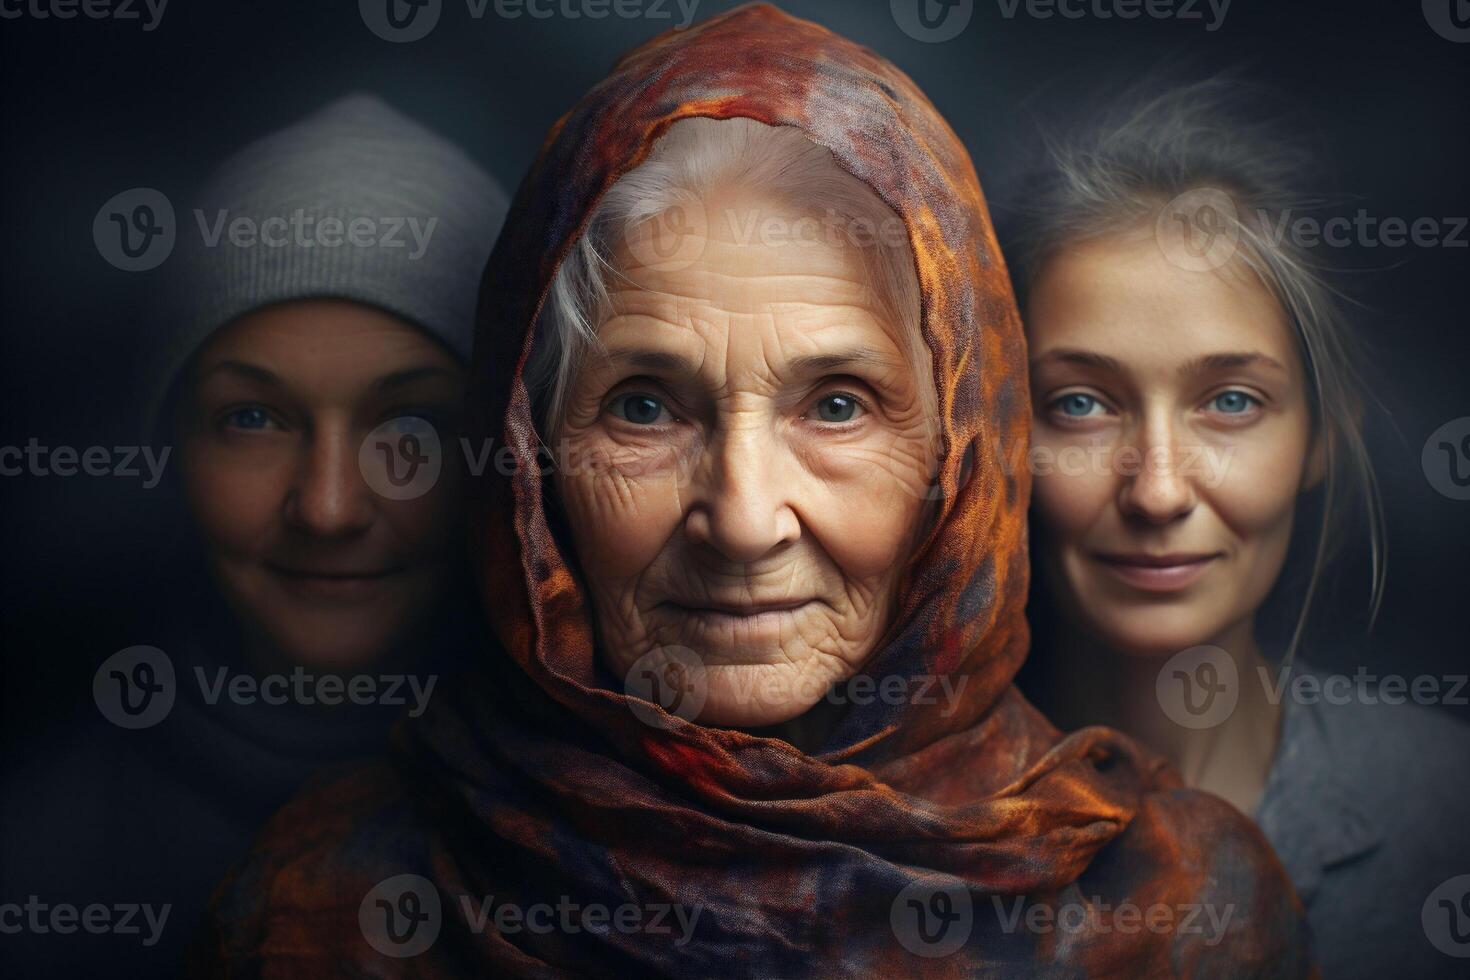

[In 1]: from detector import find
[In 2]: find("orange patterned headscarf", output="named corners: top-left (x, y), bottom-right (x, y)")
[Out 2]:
top-left (198, 5), bottom-right (1313, 976)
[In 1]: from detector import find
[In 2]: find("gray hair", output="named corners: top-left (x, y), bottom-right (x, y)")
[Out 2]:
top-left (1004, 78), bottom-right (1386, 665)
top-left (524, 116), bottom-right (934, 447)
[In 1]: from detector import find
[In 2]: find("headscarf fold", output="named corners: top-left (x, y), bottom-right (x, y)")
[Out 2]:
top-left (198, 5), bottom-right (1313, 976)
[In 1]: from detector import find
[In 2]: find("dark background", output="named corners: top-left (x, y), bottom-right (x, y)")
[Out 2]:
top-left (1, 0), bottom-right (1466, 742)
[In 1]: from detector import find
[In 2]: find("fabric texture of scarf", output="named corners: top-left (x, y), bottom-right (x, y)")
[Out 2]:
top-left (197, 5), bottom-right (1314, 977)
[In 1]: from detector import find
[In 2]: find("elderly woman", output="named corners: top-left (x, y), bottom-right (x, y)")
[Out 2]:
top-left (197, 6), bottom-right (1312, 976)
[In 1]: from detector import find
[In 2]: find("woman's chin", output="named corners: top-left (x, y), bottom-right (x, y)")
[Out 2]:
top-left (692, 662), bottom-right (838, 729)
top-left (1087, 610), bottom-right (1224, 660)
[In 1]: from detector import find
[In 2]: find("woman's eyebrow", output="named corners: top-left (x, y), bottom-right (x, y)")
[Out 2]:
top-left (603, 348), bottom-right (700, 375)
top-left (601, 345), bottom-right (898, 377)
top-left (1030, 348), bottom-right (1123, 371)
top-left (197, 360), bottom-right (281, 387)
top-left (788, 346), bottom-right (896, 374)
top-left (1180, 351), bottom-right (1289, 375)
top-left (375, 365), bottom-right (460, 391)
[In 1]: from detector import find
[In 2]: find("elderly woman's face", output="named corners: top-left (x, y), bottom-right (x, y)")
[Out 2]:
top-left (552, 184), bottom-right (938, 728)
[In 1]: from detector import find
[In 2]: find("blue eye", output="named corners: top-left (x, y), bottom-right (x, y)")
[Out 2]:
top-left (812, 393), bottom-right (861, 423)
top-left (1210, 391), bottom-right (1257, 414)
top-left (1053, 393), bottom-right (1104, 418)
top-left (609, 393), bottom-right (671, 426)
top-left (225, 407), bottom-right (272, 431)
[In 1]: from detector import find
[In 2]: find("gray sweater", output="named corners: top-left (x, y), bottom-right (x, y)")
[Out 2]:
top-left (1253, 661), bottom-right (1470, 979)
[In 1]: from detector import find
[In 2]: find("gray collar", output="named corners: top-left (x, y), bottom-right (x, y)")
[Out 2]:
top-left (1252, 667), bottom-right (1383, 903)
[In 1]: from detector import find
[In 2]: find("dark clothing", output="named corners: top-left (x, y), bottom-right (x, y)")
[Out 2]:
top-left (1255, 661), bottom-right (1470, 979)
top-left (0, 583), bottom-right (474, 978)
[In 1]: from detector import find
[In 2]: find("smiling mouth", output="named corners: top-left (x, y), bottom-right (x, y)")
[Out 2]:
top-left (268, 564), bottom-right (404, 580)
top-left (1092, 552), bottom-right (1222, 592)
top-left (266, 563), bottom-right (406, 599)
top-left (670, 599), bottom-right (815, 618)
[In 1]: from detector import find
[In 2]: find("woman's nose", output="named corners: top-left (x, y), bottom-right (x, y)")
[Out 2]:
top-left (284, 428), bottom-right (377, 538)
top-left (1115, 420), bottom-right (1197, 525)
top-left (683, 422), bottom-right (800, 563)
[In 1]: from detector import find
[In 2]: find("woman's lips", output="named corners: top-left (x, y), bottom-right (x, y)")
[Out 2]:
top-left (1091, 552), bottom-right (1221, 592)
top-left (266, 563), bottom-right (406, 601)
top-left (667, 599), bottom-right (816, 636)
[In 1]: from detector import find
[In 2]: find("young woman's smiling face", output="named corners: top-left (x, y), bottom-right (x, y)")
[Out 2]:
top-left (1026, 230), bottom-right (1322, 657)
top-left (178, 299), bottom-right (466, 670)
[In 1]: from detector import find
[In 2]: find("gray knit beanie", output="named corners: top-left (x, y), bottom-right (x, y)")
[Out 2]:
top-left (145, 92), bottom-right (508, 437)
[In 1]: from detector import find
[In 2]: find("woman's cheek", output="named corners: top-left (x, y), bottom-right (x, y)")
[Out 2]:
top-left (802, 437), bottom-right (933, 580)
top-left (182, 442), bottom-right (289, 557)
top-left (1200, 422), bottom-right (1309, 538)
top-left (557, 439), bottom-right (688, 581)
top-left (1030, 438), bottom-right (1115, 539)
